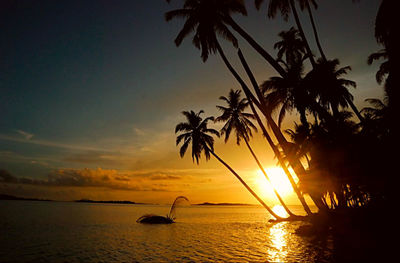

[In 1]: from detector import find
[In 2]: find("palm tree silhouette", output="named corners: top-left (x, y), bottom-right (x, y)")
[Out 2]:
top-left (274, 27), bottom-right (306, 66)
top-left (373, 0), bottom-right (397, 145)
top-left (296, 0), bottom-right (327, 61)
top-left (256, 0), bottom-right (363, 121)
top-left (216, 89), bottom-right (295, 216)
top-left (165, 0), bottom-right (287, 77)
top-left (262, 60), bottom-right (310, 128)
top-left (166, 1), bottom-right (317, 213)
top-left (175, 110), bottom-right (284, 219)
top-left (304, 58), bottom-right (361, 120)
top-left (262, 27), bottom-right (310, 128)
top-left (237, 49), bottom-right (320, 213)
top-left (256, 0), bottom-right (327, 61)
top-left (256, 0), bottom-right (316, 66)
top-left (368, 49), bottom-right (388, 85)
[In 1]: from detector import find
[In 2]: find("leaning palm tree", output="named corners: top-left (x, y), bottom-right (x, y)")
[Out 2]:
top-left (296, 0), bottom-right (327, 61)
top-left (166, 0), bottom-right (316, 213)
top-left (165, 0), bottom-right (287, 77)
top-left (256, 0), bottom-right (363, 122)
top-left (176, 110), bottom-right (284, 219)
top-left (303, 58), bottom-right (361, 120)
top-left (256, 0), bottom-right (327, 61)
top-left (262, 60), bottom-right (310, 128)
top-left (263, 28), bottom-right (310, 128)
top-left (238, 49), bottom-right (322, 213)
top-left (216, 89), bottom-right (296, 216)
top-left (255, 0), bottom-right (316, 66)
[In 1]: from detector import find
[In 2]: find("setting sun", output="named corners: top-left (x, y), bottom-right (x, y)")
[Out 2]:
top-left (256, 167), bottom-right (295, 199)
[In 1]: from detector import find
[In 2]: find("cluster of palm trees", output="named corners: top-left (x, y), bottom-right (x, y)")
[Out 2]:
top-left (167, 0), bottom-right (395, 219)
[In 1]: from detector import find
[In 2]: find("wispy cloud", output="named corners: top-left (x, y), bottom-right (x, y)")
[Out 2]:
top-left (0, 168), bottom-right (220, 192)
top-left (0, 168), bottom-right (172, 192)
top-left (133, 127), bottom-right (146, 136)
top-left (0, 133), bottom-right (113, 152)
top-left (15, 130), bottom-right (34, 140)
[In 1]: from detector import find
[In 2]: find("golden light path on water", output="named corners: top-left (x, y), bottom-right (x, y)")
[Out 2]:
top-left (268, 220), bottom-right (290, 262)
top-left (254, 168), bottom-right (293, 262)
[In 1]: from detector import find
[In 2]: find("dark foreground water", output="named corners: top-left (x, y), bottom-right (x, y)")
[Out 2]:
top-left (0, 200), bottom-right (384, 262)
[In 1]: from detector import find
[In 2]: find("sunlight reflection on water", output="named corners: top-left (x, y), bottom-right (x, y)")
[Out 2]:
top-left (268, 222), bottom-right (289, 262)
top-left (0, 201), bottom-right (335, 262)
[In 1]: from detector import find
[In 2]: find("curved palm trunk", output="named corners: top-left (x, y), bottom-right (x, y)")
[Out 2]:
top-left (347, 98), bottom-right (365, 123)
top-left (223, 16), bottom-right (288, 78)
top-left (305, 1), bottom-right (327, 61)
top-left (206, 147), bottom-right (284, 220)
top-left (238, 49), bottom-right (327, 212)
top-left (243, 136), bottom-right (296, 217)
top-left (289, 0), bottom-right (316, 67)
top-left (248, 97), bottom-right (313, 215)
top-left (215, 42), bottom-right (313, 215)
top-left (302, 2), bottom-right (364, 124)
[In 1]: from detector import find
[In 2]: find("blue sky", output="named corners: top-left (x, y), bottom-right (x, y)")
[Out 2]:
top-left (0, 0), bottom-right (383, 203)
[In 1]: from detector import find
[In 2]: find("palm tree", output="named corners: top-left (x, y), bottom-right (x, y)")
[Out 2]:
top-left (373, 0), bottom-right (397, 149)
top-left (216, 89), bottom-right (295, 216)
top-left (262, 28), bottom-right (310, 128)
top-left (262, 60), bottom-right (310, 128)
top-left (165, 0), bottom-right (287, 77)
top-left (368, 49), bottom-right (389, 85)
top-left (297, 0), bottom-right (327, 61)
top-left (256, 0), bottom-right (327, 61)
top-left (255, 0), bottom-right (316, 66)
top-left (256, 0), bottom-right (364, 122)
top-left (166, 0), bottom-right (316, 213)
top-left (176, 110), bottom-right (284, 219)
top-left (274, 27), bottom-right (306, 65)
top-left (303, 58), bottom-right (361, 120)
top-left (238, 49), bottom-right (325, 212)
top-left (216, 46), bottom-right (315, 214)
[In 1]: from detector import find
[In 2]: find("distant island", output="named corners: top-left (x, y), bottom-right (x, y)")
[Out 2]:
top-left (194, 202), bottom-right (255, 206)
top-left (75, 199), bottom-right (147, 205)
top-left (0, 194), bottom-right (52, 202)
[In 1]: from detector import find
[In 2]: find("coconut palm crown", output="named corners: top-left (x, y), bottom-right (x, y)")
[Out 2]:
top-left (165, 0), bottom-right (247, 61)
top-left (175, 110), bottom-right (220, 164)
top-left (215, 89), bottom-right (257, 145)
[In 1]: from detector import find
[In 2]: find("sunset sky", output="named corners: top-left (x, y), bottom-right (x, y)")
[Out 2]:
top-left (0, 0), bottom-right (382, 205)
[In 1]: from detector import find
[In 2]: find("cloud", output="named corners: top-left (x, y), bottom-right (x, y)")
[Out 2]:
top-left (15, 130), bottom-right (34, 140)
top-left (133, 127), bottom-right (146, 136)
top-left (0, 168), bottom-right (171, 192)
top-left (0, 134), bottom-right (112, 152)
top-left (149, 174), bottom-right (182, 180)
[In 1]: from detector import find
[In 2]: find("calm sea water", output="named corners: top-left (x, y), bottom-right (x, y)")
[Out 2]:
top-left (0, 201), bottom-right (355, 262)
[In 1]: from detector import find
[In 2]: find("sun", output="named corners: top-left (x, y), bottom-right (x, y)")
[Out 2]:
top-left (255, 167), bottom-right (294, 198)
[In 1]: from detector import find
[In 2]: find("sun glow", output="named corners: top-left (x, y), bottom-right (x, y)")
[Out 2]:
top-left (256, 167), bottom-right (294, 199)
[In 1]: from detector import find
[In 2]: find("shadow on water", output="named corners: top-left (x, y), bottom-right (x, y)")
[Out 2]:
top-left (136, 196), bottom-right (189, 224)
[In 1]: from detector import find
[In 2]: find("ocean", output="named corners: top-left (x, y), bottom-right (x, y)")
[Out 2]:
top-left (0, 200), bottom-right (364, 262)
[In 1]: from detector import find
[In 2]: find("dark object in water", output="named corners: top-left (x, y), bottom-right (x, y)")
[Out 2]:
top-left (136, 214), bottom-right (174, 224)
top-left (136, 196), bottom-right (189, 224)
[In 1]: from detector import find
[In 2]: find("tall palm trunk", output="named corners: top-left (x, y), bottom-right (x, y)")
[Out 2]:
top-left (302, 1), bottom-right (364, 123)
top-left (223, 16), bottom-right (288, 78)
top-left (347, 98), bottom-right (365, 122)
top-left (206, 147), bottom-right (284, 220)
top-left (243, 136), bottom-right (296, 217)
top-left (238, 49), bottom-right (327, 212)
top-left (215, 41), bottom-right (313, 215)
top-left (289, 0), bottom-right (316, 67)
top-left (305, 1), bottom-right (327, 61)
